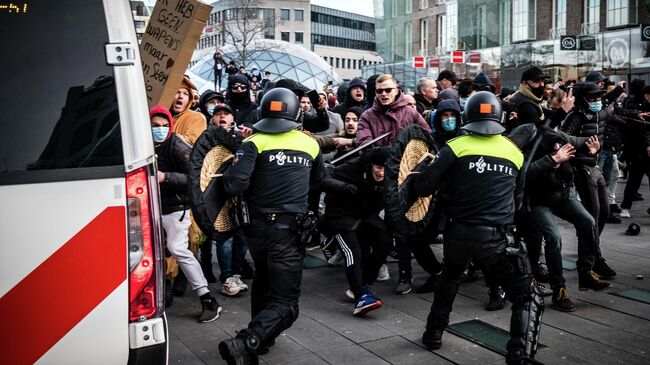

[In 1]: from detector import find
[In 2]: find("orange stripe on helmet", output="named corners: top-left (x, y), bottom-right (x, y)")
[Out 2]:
top-left (480, 103), bottom-right (492, 114)
top-left (270, 101), bottom-right (284, 112)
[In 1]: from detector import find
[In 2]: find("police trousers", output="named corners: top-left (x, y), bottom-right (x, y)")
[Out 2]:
top-left (241, 214), bottom-right (303, 346)
top-left (427, 221), bottom-right (536, 356)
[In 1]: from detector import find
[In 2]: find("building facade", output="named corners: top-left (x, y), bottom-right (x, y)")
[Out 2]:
top-left (194, 0), bottom-right (383, 80)
top-left (369, 0), bottom-right (650, 91)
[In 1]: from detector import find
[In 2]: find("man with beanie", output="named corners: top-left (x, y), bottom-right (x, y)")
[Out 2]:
top-left (561, 82), bottom-right (624, 279)
top-left (436, 70), bottom-right (458, 90)
top-left (357, 74), bottom-right (430, 146)
top-left (149, 104), bottom-right (222, 323)
top-left (509, 66), bottom-right (574, 129)
top-left (474, 72), bottom-right (496, 93)
top-left (585, 71), bottom-right (626, 107)
top-left (225, 74), bottom-right (259, 127)
top-left (170, 76), bottom-right (207, 145)
top-left (332, 77), bottom-right (367, 119)
top-left (199, 89), bottom-right (225, 122)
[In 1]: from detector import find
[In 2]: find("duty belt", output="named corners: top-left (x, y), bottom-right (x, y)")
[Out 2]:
top-left (449, 219), bottom-right (512, 234)
top-left (251, 211), bottom-right (303, 225)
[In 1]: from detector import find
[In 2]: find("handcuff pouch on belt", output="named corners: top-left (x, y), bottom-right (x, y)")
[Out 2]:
top-left (231, 198), bottom-right (250, 228)
top-left (504, 226), bottom-right (533, 276)
top-left (298, 211), bottom-right (318, 246)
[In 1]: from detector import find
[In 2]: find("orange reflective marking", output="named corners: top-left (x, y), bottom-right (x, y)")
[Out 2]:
top-left (480, 104), bottom-right (492, 114)
top-left (270, 101), bottom-right (284, 111)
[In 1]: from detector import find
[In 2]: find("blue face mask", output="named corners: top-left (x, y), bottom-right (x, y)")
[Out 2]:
top-left (152, 126), bottom-right (169, 143)
top-left (207, 104), bottom-right (216, 115)
top-left (588, 101), bottom-right (602, 113)
top-left (441, 117), bottom-right (457, 132)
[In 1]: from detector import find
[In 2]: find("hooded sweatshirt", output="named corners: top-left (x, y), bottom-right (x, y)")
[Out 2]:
top-left (356, 91), bottom-right (431, 146)
top-left (332, 77), bottom-right (366, 118)
top-left (225, 74), bottom-right (259, 127)
top-left (199, 89), bottom-right (224, 121)
top-left (430, 99), bottom-right (462, 151)
top-left (171, 77), bottom-right (207, 145)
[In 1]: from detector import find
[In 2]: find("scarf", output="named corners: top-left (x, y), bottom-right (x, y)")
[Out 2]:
top-left (516, 84), bottom-right (545, 122)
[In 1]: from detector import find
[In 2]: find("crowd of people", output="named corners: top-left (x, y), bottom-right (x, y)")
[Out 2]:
top-left (149, 62), bottom-right (650, 365)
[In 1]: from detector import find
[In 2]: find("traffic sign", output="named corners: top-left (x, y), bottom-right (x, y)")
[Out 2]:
top-left (429, 57), bottom-right (439, 68)
top-left (467, 52), bottom-right (481, 63)
top-left (413, 56), bottom-right (426, 68)
top-left (451, 51), bottom-right (464, 63)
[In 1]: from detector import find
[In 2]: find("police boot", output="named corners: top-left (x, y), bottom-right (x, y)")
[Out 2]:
top-left (219, 336), bottom-right (259, 365)
top-left (421, 328), bottom-right (443, 350)
top-left (507, 284), bottom-right (544, 365)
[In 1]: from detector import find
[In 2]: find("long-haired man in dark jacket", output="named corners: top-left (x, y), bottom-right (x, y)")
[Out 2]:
top-left (149, 104), bottom-right (222, 323)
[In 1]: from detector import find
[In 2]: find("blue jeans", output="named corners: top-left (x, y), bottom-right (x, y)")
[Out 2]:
top-left (597, 148), bottom-right (615, 186)
top-left (531, 196), bottom-right (598, 290)
top-left (216, 229), bottom-right (249, 283)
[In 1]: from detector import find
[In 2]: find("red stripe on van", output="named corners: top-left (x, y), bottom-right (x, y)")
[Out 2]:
top-left (0, 206), bottom-right (126, 365)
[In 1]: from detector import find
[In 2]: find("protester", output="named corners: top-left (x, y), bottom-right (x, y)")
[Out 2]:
top-left (170, 76), bottom-right (207, 145)
top-left (414, 77), bottom-right (438, 115)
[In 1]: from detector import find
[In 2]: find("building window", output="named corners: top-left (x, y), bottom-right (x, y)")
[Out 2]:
top-left (584, 0), bottom-right (600, 33)
top-left (347, 58), bottom-right (351, 68)
top-left (390, 26), bottom-right (397, 60)
top-left (477, 4), bottom-right (488, 48)
top-left (406, 0), bottom-right (413, 14)
top-left (295, 9), bottom-right (304, 21)
top-left (512, 0), bottom-right (536, 42)
top-left (437, 1), bottom-right (457, 53)
top-left (336, 58), bottom-right (340, 68)
top-left (281, 8), bottom-right (290, 21)
top-left (420, 0), bottom-right (429, 10)
top-left (392, 0), bottom-right (398, 17)
top-left (420, 19), bottom-right (428, 55)
top-left (499, 0), bottom-right (511, 45)
top-left (295, 32), bottom-right (304, 43)
top-left (607, 0), bottom-right (637, 28)
top-left (353, 59), bottom-right (357, 69)
top-left (281, 32), bottom-right (290, 42)
top-left (550, 0), bottom-right (567, 38)
top-left (405, 22), bottom-right (412, 58)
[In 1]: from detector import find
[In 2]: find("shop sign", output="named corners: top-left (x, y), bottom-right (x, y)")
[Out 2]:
top-left (560, 36), bottom-right (577, 51)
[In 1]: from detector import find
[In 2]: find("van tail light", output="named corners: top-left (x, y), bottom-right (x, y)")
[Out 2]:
top-left (126, 166), bottom-right (158, 321)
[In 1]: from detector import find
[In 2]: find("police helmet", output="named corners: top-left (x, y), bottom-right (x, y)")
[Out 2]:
top-left (461, 91), bottom-right (505, 135)
top-left (253, 87), bottom-right (301, 134)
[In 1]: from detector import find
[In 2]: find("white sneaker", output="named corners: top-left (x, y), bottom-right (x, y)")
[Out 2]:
top-left (328, 250), bottom-right (344, 266)
top-left (232, 274), bottom-right (248, 291)
top-left (376, 264), bottom-right (390, 281)
top-left (345, 289), bottom-right (355, 301)
top-left (221, 277), bottom-right (242, 296)
top-left (620, 209), bottom-right (631, 218)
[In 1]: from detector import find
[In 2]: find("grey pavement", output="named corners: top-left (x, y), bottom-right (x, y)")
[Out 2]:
top-left (167, 180), bottom-right (650, 364)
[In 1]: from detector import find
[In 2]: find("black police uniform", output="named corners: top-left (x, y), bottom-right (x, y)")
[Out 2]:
top-left (411, 92), bottom-right (544, 364)
top-left (220, 88), bottom-right (326, 363)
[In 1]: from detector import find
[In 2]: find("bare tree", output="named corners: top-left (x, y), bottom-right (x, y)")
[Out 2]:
top-left (219, 0), bottom-right (280, 68)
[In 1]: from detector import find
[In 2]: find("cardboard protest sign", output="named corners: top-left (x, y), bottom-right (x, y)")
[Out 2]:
top-left (140, 0), bottom-right (212, 108)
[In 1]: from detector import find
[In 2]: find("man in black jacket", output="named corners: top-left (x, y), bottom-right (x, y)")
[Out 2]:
top-left (149, 104), bottom-right (222, 323)
top-left (526, 129), bottom-right (612, 312)
top-left (414, 77), bottom-right (438, 115)
top-left (319, 148), bottom-right (391, 316)
top-left (331, 77), bottom-right (367, 119)
top-left (561, 82), bottom-right (623, 279)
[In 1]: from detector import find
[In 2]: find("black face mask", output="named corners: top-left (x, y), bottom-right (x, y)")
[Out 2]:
top-left (230, 90), bottom-right (249, 104)
top-left (531, 85), bottom-right (545, 98)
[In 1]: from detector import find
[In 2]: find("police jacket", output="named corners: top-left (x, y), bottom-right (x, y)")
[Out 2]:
top-left (412, 134), bottom-right (524, 225)
top-left (223, 130), bottom-right (326, 214)
top-left (320, 157), bottom-right (385, 231)
top-left (155, 133), bottom-right (192, 215)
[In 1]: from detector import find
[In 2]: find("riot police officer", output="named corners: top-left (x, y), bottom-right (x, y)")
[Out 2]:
top-left (218, 88), bottom-right (326, 364)
top-left (409, 91), bottom-right (544, 364)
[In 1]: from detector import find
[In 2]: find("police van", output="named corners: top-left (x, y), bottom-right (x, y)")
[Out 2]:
top-left (0, 1), bottom-right (167, 364)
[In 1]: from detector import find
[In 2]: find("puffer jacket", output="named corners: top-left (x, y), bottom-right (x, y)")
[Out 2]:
top-left (356, 91), bottom-right (430, 146)
top-left (156, 133), bottom-right (193, 215)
